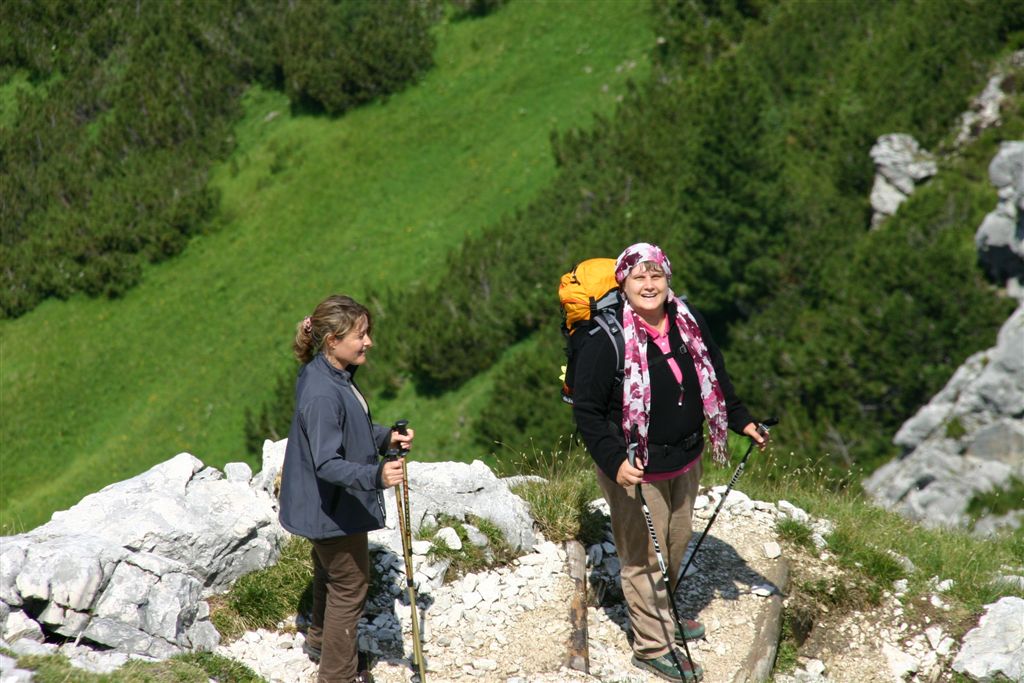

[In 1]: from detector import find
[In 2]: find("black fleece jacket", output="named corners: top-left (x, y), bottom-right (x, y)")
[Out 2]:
top-left (572, 303), bottom-right (754, 482)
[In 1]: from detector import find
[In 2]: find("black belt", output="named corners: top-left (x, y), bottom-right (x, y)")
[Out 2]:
top-left (647, 430), bottom-right (703, 457)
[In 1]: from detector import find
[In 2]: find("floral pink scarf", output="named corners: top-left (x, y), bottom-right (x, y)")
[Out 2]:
top-left (615, 243), bottom-right (730, 466)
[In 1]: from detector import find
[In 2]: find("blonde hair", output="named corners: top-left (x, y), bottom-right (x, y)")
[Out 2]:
top-left (636, 260), bottom-right (666, 274)
top-left (620, 260), bottom-right (667, 286)
top-left (293, 295), bottom-right (371, 364)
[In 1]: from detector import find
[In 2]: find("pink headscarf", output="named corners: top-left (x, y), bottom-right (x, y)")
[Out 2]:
top-left (614, 243), bottom-right (730, 467)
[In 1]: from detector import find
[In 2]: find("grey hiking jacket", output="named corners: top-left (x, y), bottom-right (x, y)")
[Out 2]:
top-left (278, 354), bottom-right (393, 540)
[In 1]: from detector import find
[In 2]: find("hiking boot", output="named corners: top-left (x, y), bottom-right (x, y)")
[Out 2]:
top-left (302, 641), bottom-right (321, 662)
top-left (632, 650), bottom-right (704, 682)
top-left (674, 618), bottom-right (706, 642)
top-left (303, 642), bottom-right (373, 680)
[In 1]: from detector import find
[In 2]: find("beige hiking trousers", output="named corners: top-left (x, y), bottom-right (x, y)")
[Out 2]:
top-left (597, 459), bottom-right (702, 659)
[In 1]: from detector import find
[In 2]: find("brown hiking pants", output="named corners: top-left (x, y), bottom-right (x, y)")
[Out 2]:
top-left (307, 533), bottom-right (369, 683)
top-left (597, 460), bottom-right (702, 659)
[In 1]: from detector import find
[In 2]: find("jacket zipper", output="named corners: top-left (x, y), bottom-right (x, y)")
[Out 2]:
top-left (353, 377), bottom-right (388, 524)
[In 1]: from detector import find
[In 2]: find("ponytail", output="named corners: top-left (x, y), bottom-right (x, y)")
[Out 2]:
top-left (293, 295), bottom-right (371, 364)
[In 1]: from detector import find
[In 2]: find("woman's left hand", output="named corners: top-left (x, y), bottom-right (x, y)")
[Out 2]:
top-left (381, 459), bottom-right (405, 487)
top-left (390, 427), bottom-right (415, 453)
top-left (742, 422), bottom-right (769, 451)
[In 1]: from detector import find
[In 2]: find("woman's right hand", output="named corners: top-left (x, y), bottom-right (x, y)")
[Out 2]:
top-left (381, 459), bottom-right (405, 487)
top-left (616, 458), bottom-right (645, 487)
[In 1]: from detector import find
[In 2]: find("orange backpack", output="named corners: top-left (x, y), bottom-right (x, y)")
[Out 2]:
top-left (558, 258), bottom-right (624, 404)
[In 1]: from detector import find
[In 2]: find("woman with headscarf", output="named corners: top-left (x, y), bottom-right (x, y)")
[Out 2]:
top-left (572, 242), bottom-right (766, 682)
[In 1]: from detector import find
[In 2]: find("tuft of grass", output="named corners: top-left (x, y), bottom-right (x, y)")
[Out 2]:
top-left (503, 437), bottom-right (605, 546)
top-left (11, 651), bottom-right (263, 683)
top-left (773, 631), bottom-right (799, 674)
top-left (827, 527), bottom-right (907, 590)
top-left (514, 476), bottom-right (608, 546)
top-left (419, 513), bottom-right (516, 579)
top-left (209, 535), bottom-right (313, 640)
top-left (799, 576), bottom-right (879, 611)
top-left (945, 417), bottom-right (967, 440)
top-left (172, 652), bottom-right (264, 683)
top-left (775, 517), bottom-right (816, 554)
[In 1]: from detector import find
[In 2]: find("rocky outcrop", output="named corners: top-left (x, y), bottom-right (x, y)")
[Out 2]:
top-left (0, 453), bottom-right (287, 658)
top-left (0, 440), bottom-right (538, 665)
top-left (869, 134), bottom-right (937, 228)
top-left (954, 50), bottom-right (1024, 148)
top-left (863, 302), bottom-right (1024, 531)
top-left (976, 141), bottom-right (1024, 290)
top-left (864, 132), bottom-right (1024, 533)
top-left (252, 438), bottom-right (539, 556)
top-left (952, 596), bottom-right (1024, 682)
top-left (372, 460), bottom-right (538, 555)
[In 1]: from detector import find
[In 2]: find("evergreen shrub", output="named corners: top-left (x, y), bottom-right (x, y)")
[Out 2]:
top-left (280, 0), bottom-right (435, 115)
top-left (450, 0), bottom-right (509, 20)
top-left (0, 0), bottom-right (437, 318)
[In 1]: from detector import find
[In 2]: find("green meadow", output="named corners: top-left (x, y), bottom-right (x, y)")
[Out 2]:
top-left (0, 0), bottom-right (653, 533)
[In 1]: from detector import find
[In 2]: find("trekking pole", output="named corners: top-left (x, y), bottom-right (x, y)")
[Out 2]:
top-left (676, 417), bottom-right (778, 586)
top-left (389, 419), bottom-right (426, 682)
top-left (628, 430), bottom-right (701, 682)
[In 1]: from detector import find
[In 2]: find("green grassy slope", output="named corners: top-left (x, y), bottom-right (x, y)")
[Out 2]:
top-left (0, 0), bottom-right (653, 534)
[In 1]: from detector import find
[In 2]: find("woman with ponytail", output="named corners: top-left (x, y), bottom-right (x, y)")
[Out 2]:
top-left (279, 294), bottom-right (413, 683)
top-left (573, 243), bottom-right (766, 682)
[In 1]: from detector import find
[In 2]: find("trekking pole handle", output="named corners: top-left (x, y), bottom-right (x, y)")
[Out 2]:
top-left (626, 425), bottom-right (639, 468)
top-left (738, 416), bottom-right (778, 462)
top-left (756, 416), bottom-right (779, 439)
top-left (392, 419), bottom-right (411, 456)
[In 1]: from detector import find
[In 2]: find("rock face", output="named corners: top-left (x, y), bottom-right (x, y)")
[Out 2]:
top-left (0, 453), bottom-right (288, 657)
top-left (864, 137), bottom-right (1024, 533)
top-left (0, 441), bottom-right (537, 663)
top-left (976, 141), bottom-right (1024, 288)
top-left (252, 440), bottom-right (539, 556)
top-left (952, 596), bottom-right (1024, 682)
top-left (869, 133), bottom-right (937, 228)
top-left (863, 303), bottom-right (1024, 531)
top-left (954, 50), bottom-right (1024, 148)
top-left (371, 459), bottom-right (538, 554)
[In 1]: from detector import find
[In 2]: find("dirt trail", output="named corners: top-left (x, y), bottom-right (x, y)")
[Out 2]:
top-left (367, 488), bottom-right (837, 682)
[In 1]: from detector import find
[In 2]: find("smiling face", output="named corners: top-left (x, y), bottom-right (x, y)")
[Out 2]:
top-left (622, 261), bottom-right (668, 324)
top-left (325, 316), bottom-right (373, 369)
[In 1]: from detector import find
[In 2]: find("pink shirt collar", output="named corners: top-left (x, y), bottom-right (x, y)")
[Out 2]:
top-left (638, 315), bottom-right (669, 338)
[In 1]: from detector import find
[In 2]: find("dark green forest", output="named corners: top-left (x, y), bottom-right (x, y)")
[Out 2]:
top-left (0, 0), bottom-right (437, 317)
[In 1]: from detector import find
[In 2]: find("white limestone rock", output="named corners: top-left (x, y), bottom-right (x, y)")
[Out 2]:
top-left (952, 596), bottom-right (1024, 682)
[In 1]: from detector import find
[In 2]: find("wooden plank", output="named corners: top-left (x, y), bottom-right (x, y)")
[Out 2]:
top-left (565, 539), bottom-right (590, 673)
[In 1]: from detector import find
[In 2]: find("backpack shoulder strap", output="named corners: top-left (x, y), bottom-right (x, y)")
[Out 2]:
top-left (589, 309), bottom-right (625, 374)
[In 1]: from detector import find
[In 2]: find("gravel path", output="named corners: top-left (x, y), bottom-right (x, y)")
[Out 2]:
top-left (218, 485), bottom-right (983, 683)
top-left (217, 487), bottom-right (805, 682)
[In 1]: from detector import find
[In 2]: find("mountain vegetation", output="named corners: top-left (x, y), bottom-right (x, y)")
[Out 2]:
top-left (348, 0), bottom-right (1023, 476)
top-left (0, 0), bottom-right (435, 318)
top-left (2, 3), bottom-right (1023, 678)
top-left (0, 0), bottom-right (652, 532)
top-left (1, 0), bottom-right (1022, 534)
